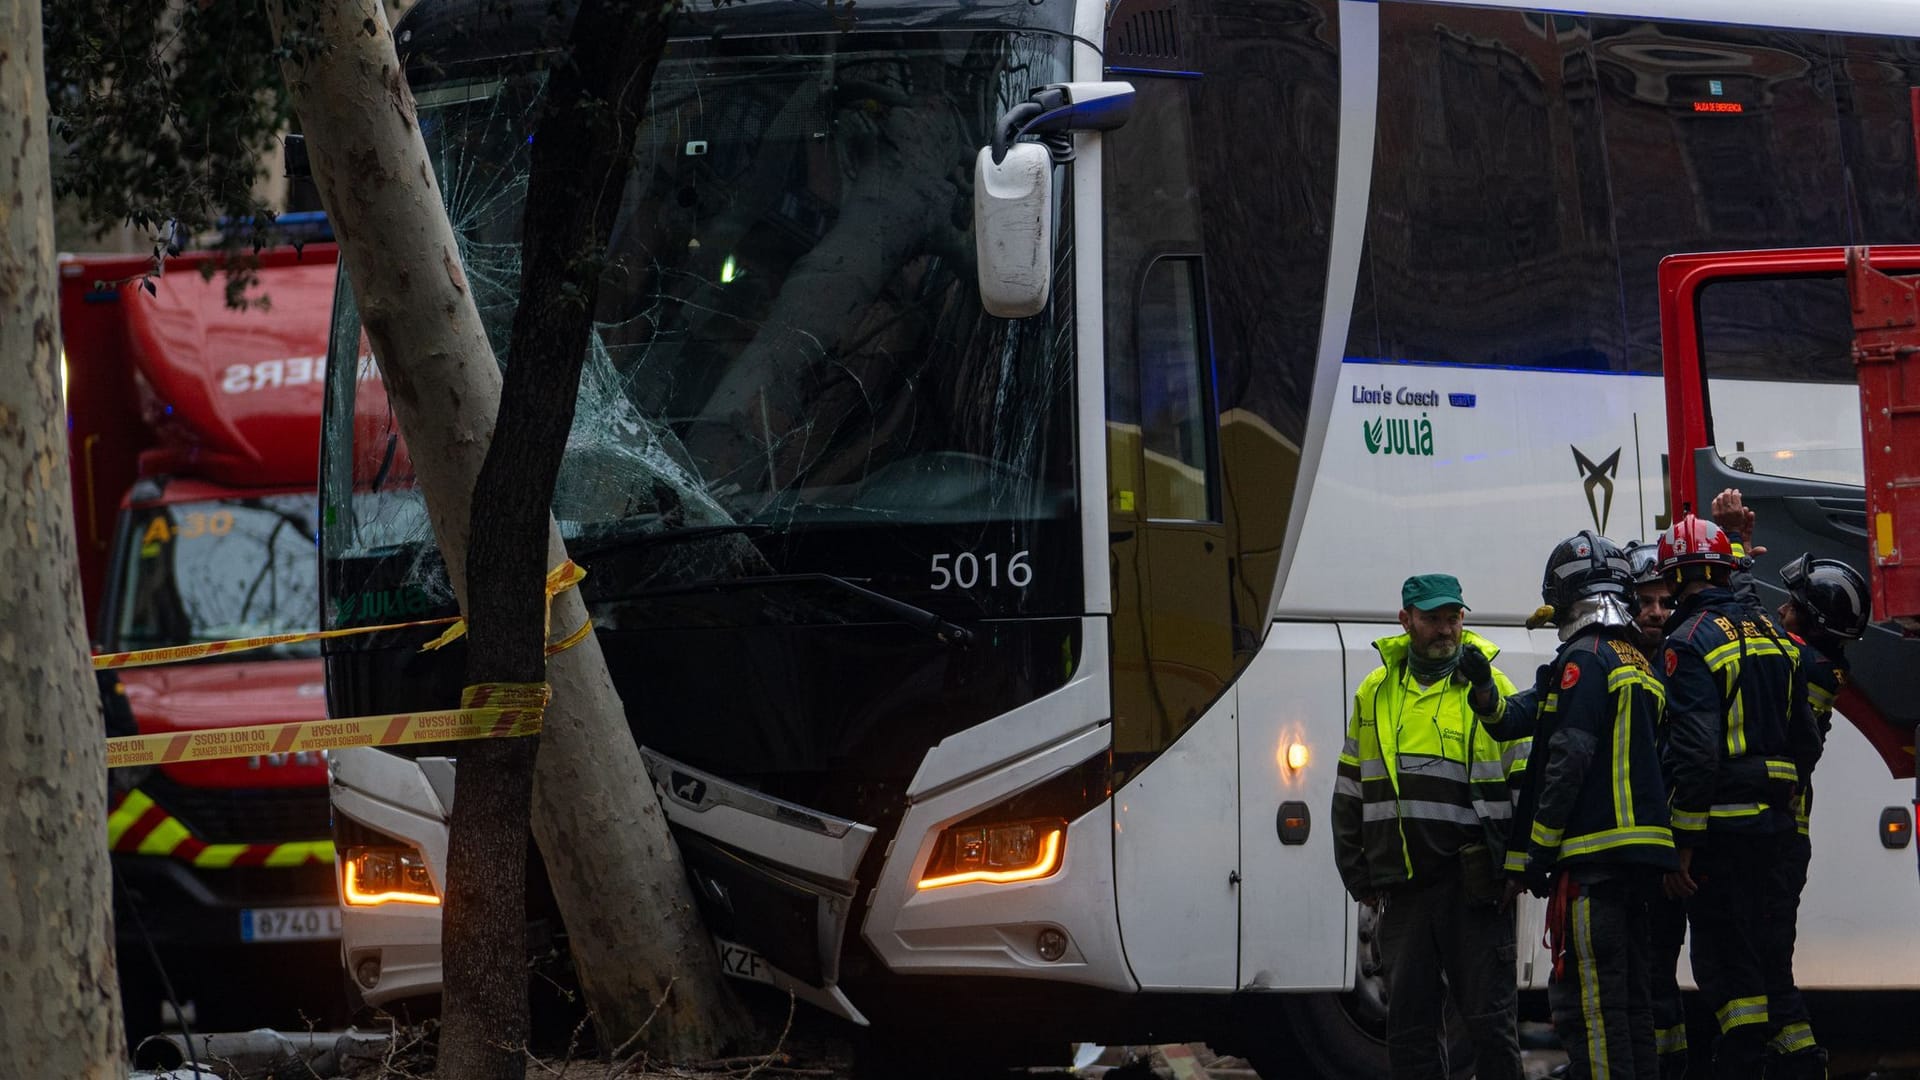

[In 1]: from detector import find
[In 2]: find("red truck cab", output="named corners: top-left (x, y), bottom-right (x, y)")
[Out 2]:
top-left (61, 242), bottom-right (348, 1039)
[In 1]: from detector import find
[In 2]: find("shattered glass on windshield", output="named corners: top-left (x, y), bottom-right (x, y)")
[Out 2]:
top-left (322, 30), bottom-right (1078, 623)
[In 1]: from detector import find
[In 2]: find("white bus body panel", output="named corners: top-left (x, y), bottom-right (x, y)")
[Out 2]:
top-left (1279, 364), bottom-right (1669, 624)
top-left (1784, 718), bottom-right (1920, 987)
top-left (863, 722), bottom-right (1134, 990)
top-left (1112, 686), bottom-right (1241, 990)
top-left (1277, 364), bottom-right (1863, 622)
top-left (1235, 622), bottom-right (1354, 991)
top-left (908, 619), bottom-right (1112, 799)
top-left (328, 746), bottom-right (451, 1007)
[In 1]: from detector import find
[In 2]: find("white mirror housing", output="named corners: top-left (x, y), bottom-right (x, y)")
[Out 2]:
top-left (974, 142), bottom-right (1053, 319)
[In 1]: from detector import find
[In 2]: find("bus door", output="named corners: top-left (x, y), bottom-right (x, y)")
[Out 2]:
top-left (1658, 248), bottom-right (1920, 784)
top-left (1102, 52), bottom-right (1241, 988)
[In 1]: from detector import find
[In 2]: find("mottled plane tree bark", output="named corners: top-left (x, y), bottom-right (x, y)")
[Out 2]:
top-left (0, 0), bottom-right (125, 1071)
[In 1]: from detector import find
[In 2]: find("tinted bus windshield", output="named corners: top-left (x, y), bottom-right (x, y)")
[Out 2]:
top-left (112, 495), bottom-right (321, 656)
top-left (323, 30), bottom-right (1080, 623)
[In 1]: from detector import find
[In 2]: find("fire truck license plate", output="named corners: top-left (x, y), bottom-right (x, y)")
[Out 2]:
top-left (240, 906), bottom-right (343, 943)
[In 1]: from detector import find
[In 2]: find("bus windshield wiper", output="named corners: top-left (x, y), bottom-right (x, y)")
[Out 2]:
top-left (571, 521), bottom-right (770, 550)
top-left (629, 571), bottom-right (973, 647)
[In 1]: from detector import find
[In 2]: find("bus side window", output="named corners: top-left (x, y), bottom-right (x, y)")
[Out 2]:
top-left (1137, 255), bottom-right (1218, 522)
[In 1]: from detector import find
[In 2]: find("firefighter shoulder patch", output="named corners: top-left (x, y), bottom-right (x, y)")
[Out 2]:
top-left (1664, 648), bottom-right (1679, 676)
top-left (1560, 662), bottom-right (1581, 690)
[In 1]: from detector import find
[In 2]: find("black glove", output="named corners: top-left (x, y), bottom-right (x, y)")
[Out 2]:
top-left (1519, 861), bottom-right (1552, 898)
top-left (1457, 644), bottom-right (1493, 692)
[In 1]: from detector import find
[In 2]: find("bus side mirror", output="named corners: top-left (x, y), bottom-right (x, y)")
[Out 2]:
top-left (973, 82), bottom-right (1134, 319)
top-left (975, 143), bottom-right (1054, 319)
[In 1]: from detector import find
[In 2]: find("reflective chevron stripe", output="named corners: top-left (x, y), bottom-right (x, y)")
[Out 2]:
top-left (106, 788), bottom-right (333, 868)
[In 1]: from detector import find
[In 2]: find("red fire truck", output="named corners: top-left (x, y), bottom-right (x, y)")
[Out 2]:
top-left (60, 237), bottom-right (348, 1040)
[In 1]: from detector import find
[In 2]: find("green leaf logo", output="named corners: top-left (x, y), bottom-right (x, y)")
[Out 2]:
top-left (1363, 417), bottom-right (1384, 455)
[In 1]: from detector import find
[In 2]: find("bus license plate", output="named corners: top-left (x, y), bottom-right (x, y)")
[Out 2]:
top-left (240, 906), bottom-right (343, 943)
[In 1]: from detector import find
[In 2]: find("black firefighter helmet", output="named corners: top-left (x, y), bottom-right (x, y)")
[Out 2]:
top-left (1542, 530), bottom-right (1634, 615)
top-left (1780, 554), bottom-right (1872, 640)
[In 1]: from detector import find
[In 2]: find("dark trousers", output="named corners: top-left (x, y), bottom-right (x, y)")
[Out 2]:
top-left (1547, 878), bottom-right (1658, 1079)
top-left (1687, 833), bottom-right (1778, 1079)
top-left (1377, 871), bottom-right (1523, 1080)
top-left (1763, 830), bottom-right (1826, 1078)
top-left (1649, 892), bottom-right (1690, 1078)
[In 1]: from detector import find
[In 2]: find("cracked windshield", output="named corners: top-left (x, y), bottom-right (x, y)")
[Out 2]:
top-left (115, 495), bottom-right (321, 656)
top-left (324, 31), bottom-right (1078, 619)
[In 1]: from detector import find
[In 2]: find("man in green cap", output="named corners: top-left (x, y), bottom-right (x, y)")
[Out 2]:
top-left (1333, 573), bottom-right (1529, 1080)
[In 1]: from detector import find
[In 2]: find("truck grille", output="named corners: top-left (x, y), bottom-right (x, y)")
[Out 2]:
top-left (144, 775), bottom-right (331, 845)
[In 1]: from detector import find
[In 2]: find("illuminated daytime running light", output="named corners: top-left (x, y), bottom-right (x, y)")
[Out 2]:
top-left (342, 846), bottom-right (441, 906)
top-left (917, 821), bottom-right (1064, 890)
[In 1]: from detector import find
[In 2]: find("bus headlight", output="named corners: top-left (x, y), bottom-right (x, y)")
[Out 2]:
top-left (342, 845), bottom-right (441, 906)
top-left (917, 818), bottom-right (1065, 890)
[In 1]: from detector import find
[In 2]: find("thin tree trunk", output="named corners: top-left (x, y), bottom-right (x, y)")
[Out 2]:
top-left (0, 0), bottom-right (126, 1071)
top-left (271, 0), bottom-right (750, 1068)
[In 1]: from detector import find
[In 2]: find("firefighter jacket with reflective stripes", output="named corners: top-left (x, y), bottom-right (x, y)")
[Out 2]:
top-left (1496, 627), bottom-right (1676, 878)
top-left (1333, 630), bottom-right (1527, 897)
top-left (1727, 554), bottom-right (1843, 837)
top-left (1661, 586), bottom-right (1821, 845)
top-left (1789, 637), bottom-right (1844, 835)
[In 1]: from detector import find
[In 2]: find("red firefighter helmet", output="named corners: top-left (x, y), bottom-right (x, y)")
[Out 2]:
top-left (1656, 514), bottom-right (1735, 578)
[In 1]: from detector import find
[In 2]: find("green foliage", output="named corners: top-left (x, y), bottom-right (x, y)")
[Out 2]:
top-left (43, 0), bottom-right (305, 299)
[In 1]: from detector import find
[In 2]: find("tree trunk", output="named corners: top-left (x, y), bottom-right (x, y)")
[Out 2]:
top-left (272, 0), bottom-right (750, 1068)
top-left (0, 0), bottom-right (126, 1072)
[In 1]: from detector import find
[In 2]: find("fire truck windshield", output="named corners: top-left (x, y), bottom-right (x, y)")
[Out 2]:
top-left (323, 30), bottom-right (1081, 622)
top-left (111, 495), bottom-right (322, 656)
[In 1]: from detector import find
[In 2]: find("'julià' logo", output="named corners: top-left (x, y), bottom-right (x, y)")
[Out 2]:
top-left (1363, 413), bottom-right (1433, 456)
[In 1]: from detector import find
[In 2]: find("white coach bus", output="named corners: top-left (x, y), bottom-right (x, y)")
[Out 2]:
top-left (317, 0), bottom-right (1920, 1073)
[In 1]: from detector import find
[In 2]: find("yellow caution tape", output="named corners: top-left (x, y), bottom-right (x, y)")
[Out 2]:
top-left (97, 562), bottom-right (588, 766)
top-left (106, 682), bottom-right (552, 769)
top-left (94, 561), bottom-right (589, 670)
top-left (422, 561), bottom-right (589, 652)
top-left (92, 617), bottom-right (459, 670)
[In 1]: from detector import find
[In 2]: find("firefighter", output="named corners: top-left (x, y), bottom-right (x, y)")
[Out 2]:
top-left (1712, 490), bottom-right (1870, 1079)
top-left (1625, 541), bottom-right (1676, 654)
top-left (1332, 573), bottom-right (1528, 1080)
top-left (1466, 531), bottom-right (1674, 1079)
top-left (1623, 539), bottom-right (1690, 1079)
top-left (1657, 513), bottom-right (1822, 1079)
